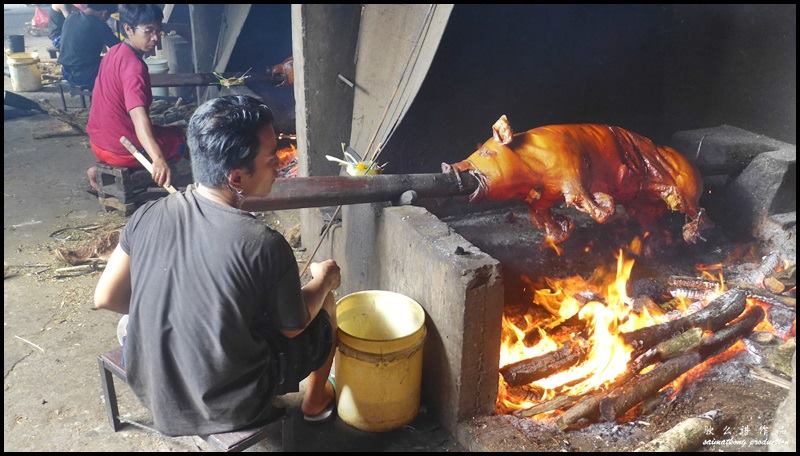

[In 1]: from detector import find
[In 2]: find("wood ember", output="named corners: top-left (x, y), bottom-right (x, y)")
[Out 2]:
top-left (635, 410), bottom-right (725, 452)
top-left (743, 251), bottom-right (782, 288)
top-left (500, 341), bottom-right (587, 386)
top-left (667, 275), bottom-right (796, 308)
top-left (763, 276), bottom-right (786, 294)
top-left (629, 277), bottom-right (672, 302)
top-left (622, 289), bottom-right (746, 356)
top-left (745, 288), bottom-right (796, 309)
top-left (601, 306), bottom-right (764, 422)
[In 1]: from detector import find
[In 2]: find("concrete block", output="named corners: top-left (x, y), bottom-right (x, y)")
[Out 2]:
top-left (377, 206), bottom-right (504, 435)
top-left (728, 147), bottom-right (796, 235)
top-left (670, 124), bottom-right (782, 175)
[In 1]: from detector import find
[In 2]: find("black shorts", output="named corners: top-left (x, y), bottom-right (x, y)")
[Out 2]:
top-left (268, 309), bottom-right (334, 395)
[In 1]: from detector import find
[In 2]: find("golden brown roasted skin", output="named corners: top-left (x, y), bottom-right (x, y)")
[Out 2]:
top-left (442, 116), bottom-right (709, 246)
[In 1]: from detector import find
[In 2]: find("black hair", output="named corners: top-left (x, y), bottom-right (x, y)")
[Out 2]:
top-left (187, 95), bottom-right (275, 187)
top-left (86, 4), bottom-right (118, 13)
top-left (119, 4), bottom-right (163, 33)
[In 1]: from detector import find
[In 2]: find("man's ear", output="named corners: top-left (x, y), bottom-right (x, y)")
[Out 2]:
top-left (227, 170), bottom-right (244, 190)
top-left (492, 114), bottom-right (514, 146)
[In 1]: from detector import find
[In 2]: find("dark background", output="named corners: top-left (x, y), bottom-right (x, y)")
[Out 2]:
top-left (382, 4), bottom-right (796, 173)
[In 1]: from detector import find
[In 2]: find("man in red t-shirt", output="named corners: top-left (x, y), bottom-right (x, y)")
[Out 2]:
top-left (86, 4), bottom-right (183, 191)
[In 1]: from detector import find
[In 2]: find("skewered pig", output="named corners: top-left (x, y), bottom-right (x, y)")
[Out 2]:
top-left (442, 116), bottom-right (710, 245)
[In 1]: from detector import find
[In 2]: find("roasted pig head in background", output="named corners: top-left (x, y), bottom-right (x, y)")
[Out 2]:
top-left (442, 115), bottom-right (711, 246)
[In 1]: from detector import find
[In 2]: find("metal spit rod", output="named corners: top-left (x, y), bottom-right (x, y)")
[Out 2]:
top-left (240, 171), bottom-right (479, 212)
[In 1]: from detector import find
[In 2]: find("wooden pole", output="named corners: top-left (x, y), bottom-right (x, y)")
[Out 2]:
top-left (119, 136), bottom-right (178, 194)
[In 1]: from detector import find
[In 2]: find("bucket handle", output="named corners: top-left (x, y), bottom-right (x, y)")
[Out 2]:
top-left (336, 337), bottom-right (425, 364)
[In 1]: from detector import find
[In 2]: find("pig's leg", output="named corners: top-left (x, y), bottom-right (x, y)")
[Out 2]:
top-left (528, 206), bottom-right (574, 244)
top-left (647, 183), bottom-right (711, 243)
top-left (563, 184), bottom-right (616, 224)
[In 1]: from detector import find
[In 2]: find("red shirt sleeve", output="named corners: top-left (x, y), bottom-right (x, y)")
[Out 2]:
top-left (120, 56), bottom-right (150, 113)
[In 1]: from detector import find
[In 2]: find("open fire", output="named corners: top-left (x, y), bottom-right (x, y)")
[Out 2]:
top-left (496, 237), bottom-right (792, 427)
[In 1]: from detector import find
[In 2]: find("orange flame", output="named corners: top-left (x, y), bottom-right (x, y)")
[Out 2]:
top-left (546, 238), bottom-right (563, 256)
top-left (497, 242), bottom-right (775, 418)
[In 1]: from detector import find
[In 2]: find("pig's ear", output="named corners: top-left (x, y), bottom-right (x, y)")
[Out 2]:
top-left (492, 115), bottom-right (514, 145)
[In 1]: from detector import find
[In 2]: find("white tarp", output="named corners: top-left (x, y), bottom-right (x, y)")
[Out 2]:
top-left (348, 4), bottom-right (454, 162)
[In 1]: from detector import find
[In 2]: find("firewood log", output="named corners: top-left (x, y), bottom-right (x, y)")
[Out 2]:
top-left (622, 289), bottom-right (746, 355)
top-left (601, 306), bottom-right (764, 421)
top-left (635, 410), bottom-right (725, 452)
top-left (500, 341), bottom-right (587, 386)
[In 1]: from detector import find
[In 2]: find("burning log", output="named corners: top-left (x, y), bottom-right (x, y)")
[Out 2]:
top-left (556, 326), bottom-right (709, 430)
top-left (500, 341), bottom-right (587, 386)
top-left (634, 410), bottom-right (726, 452)
top-left (516, 395), bottom-right (579, 418)
top-left (742, 251), bottom-right (782, 288)
top-left (745, 288), bottom-right (796, 310)
top-left (556, 394), bottom-right (600, 430)
top-left (599, 352), bottom-right (701, 422)
top-left (655, 328), bottom-right (703, 360)
top-left (667, 275), bottom-right (796, 309)
top-left (667, 275), bottom-right (719, 291)
top-left (622, 289), bottom-right (747, 355)
top-left (601, 305), bottom-right (764, 422)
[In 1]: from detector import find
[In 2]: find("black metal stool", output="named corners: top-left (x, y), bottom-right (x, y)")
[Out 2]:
top-left (98, 346), bottom-right (291, 451)
top-left (57, 80), bottom-right (92, 110)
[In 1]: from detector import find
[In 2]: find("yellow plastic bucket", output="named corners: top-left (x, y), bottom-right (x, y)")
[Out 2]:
top-left (335, 290), bottom-right (426, 432)
top-left (7, 52), bottom-right (42, 92)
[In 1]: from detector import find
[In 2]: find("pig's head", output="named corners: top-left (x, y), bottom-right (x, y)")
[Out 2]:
top-left (441, 115), bottom-right (532, 202)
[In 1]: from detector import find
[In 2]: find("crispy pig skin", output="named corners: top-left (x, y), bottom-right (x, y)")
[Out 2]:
top-left (443, 116), bottom-right (710, 246)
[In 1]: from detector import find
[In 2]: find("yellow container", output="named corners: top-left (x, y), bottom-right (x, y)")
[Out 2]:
top-left (6, 52), bottom-right (42, 92)
top-left (335, 290), bottom-right (426, 432)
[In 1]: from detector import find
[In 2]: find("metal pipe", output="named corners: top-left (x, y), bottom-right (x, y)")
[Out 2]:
top-left (240, 172), bottom-right (479, 212)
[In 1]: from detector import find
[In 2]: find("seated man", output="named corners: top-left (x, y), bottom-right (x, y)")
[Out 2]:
top-left (57, 4), bottom-right (118, 89)
top-left (93, 95), bottom-right (340, 436)
top-left (85, 4), bottom-right (184, 192)
top-left (47, 4), bottom-right (74, 49)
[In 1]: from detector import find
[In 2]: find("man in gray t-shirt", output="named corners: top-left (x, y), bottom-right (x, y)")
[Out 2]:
top-left (94, 95), bottom-right (340, 436)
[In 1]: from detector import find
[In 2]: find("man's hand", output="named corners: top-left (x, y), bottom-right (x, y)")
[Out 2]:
top-left (310, 259), bottom-right (341, 291)
top-left (151, 157), bottom-right (172, 188)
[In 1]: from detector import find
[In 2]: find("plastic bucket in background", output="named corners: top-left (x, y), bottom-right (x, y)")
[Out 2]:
top-left (144, 56), bottom-right (169, 97)
top-left (7, 35), bottom-right (26, 53)
top-left (335, 290), bottom-right (427, 432)
top-left (7, 52), bottom-right (42, 92)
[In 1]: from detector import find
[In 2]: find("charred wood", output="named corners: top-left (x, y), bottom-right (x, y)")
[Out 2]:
top-left (622, 289), bottom-right (746, 356)
top-left (602, 306), bottom-right (763, 422)
top-left (516, 395), bottom-right (579, 418)
top-left (500, 341), bottom-right (587, 386)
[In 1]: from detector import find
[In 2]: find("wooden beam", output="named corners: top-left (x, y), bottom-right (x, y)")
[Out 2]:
top-left (213, 5), bottom-right (252, 74)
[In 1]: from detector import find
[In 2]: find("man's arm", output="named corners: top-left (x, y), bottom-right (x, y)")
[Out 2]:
top-left (129, 106), bottom-right (171, 187)
top-left (94, 244), bottom-right (132, 314)
top-left (281, 260), bottom-right (340, 339)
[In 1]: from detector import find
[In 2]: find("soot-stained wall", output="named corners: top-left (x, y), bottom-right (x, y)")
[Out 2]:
top-left (380, 4), bottom-right (795, 175)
